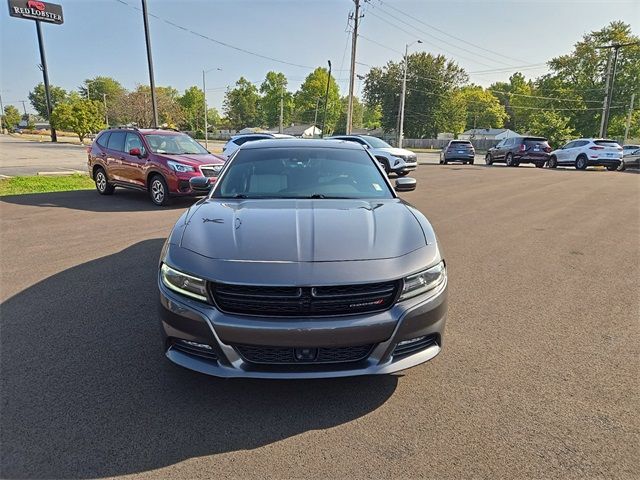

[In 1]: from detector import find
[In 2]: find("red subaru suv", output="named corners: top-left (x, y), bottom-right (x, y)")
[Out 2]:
top-left (87, 127), bottom-right (226, 206)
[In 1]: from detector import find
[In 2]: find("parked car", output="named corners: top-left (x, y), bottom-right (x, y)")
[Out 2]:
top-left (485, 136), bottom-right (551, 167)
top-left (87, 127), bottom-right (226, 206)
top-left (158, 139), bottom-right (447, 379)
top-left (622, 144), bottom-right (640, 156)
top-left (327, 135), bottom-right (417, 176)
top-left (619, 147), bottom-right (640, 171)
top-left (440, 140), bottom-right (475, 164)
top-left (548, 138), bottom-right (622, 170)
top-left (222, 133), bottom-right (294, 157)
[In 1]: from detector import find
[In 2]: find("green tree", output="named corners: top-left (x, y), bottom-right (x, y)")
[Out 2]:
top-left (489, 72), bottom-right (537, 132)
top-left (2, 105), bottom-right (21, 130)
top-left (364, 52), bottom-right (468, 137)
top-left (114, 85), bottom-right (184, 128)
top-left (294, 67), bottom-right (341, 134)
top-left (363, 104), bottom-right (382, 129)
top-left (527, 110), bottom-right (576, 149)
top-left (50, 94), bottom-right (105, 142)
top-left (335, 96), bottom-right (364, 134)
top-left (259, 71), bottom-right (294, 129)
top-left (223, 77), bottom-right (261, 129)
top-left (178, 86), bottom-right (205, 131)
top-left (207, 107), bottom-right (221, 129)
top-left (28, 83), bottom-right (68, 119)
top-left (78, 76), bottom-right (126, 125)
top-left (457, 85), bottom-right (507, 131)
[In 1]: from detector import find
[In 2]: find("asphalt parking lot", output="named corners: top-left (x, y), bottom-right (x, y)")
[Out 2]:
top-left (1, 164), bottom-right (638, 479)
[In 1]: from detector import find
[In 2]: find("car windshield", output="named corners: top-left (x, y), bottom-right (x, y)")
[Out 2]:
top-left (144, 134), bottom-right (209, 154)
top-left (359, 136), bottom-right (391, 149)
top-left (213, 147), bottom-right (393, 199)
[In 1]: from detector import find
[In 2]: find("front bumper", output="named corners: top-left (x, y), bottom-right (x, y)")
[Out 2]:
top-left (158, 275), bottom-right (447, 379)
top-left (166, 171), bottom-right (217, 196)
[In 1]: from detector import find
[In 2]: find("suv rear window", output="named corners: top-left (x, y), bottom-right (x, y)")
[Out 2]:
top-left (96, 131), bottom-right (110, 148)
top-left (450, 141), bottom-right (471, 145)
top-left (594, 140), bottom-right (620, 147)
top-left (524, 137), bottom-right (549, 145)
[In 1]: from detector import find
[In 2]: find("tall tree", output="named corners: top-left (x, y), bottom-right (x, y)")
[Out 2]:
top-left (2, 105), bottom-right (21, 130)
top-left (78, 76), bottom-right (126, 125)
top-left (223, 77), bottom-right (261, 129)
top-left (28, 83), bottom-right (68, 119)
top-left (335, 96), bottom-right (364, 134)
top-left (457, 85), bottom-right (508, 131)
top-left (259, 71), bottom-right (293, 128)
top-left (294, 67), bottom-right (341, 134)
top-left (362, 103), bottom-right (382, 130)
top-left (178, 86), bottom-right (205, 131)
top-left (50, 94), bottom-right (105, 142)
top-left (364, 52), bottom-right (468, 137)
top-left (114, 85), bottom-right (184, 128)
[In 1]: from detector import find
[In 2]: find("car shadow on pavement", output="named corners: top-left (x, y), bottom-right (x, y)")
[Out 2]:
top-left (0, 189), bottom-right (201, 212)
top-left (0, 239), bottom-right (398, 479)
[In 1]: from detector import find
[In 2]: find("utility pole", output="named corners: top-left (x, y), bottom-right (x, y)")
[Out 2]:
top-left (398, 40), bottom-right (422, 148)
top-left (279, 84), bottom-right (284, 134)
top-left (597, 41), bottom-right (639, 137)
top-left (21, 100), bottom-right (28, 116)
top-left (103, 93), bottom-right (108, 126)
top-left (624, 93), bottom-right (635, 144)
top-left (598, 51), bottom-right (613, 138)
top-left (321, 60), bottom-right (332, 138)
top-left (0, 92), bottom-right (4, 133)
top-left (35, 21), bottom-right (56, 142)
top-left (346, 0), bottom-right (361, 134)
top-left (141, 0), bottom-right (158, 128)
top-left (202, 67), bottom-right (221, 150)
top-left (313, 97), bottom-right (320, 137)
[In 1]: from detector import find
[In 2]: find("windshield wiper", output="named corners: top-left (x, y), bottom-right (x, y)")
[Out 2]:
top-left (308, 194), bottom-right (352, 199)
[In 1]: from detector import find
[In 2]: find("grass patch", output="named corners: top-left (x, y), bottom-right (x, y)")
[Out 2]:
top-left (0, 174), bottom-right (94, 196)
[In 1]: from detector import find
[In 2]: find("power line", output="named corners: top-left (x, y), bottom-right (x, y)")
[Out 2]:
top-left (113, 0), bottom-right (315, 70)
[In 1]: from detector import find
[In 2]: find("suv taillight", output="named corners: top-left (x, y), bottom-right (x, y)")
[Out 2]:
top-left (544, 146), bottom-right (552, 152)
top-left (519, 144), bottom-right (526, 152)
top-left (590, 146), bottom-right (605, 150)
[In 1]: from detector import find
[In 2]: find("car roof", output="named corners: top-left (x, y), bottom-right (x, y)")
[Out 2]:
top-left (231, 133), bottom-right (273, 138)
top-left (241, 138), bottom-right (364, 150)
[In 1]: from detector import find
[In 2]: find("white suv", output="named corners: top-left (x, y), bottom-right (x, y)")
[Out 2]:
top-left (328, 135), bottom-right (418, 176)
top-left (548, 138), bottom-right (622, 171)
top-left (222, 133), bottom-right (294, 157)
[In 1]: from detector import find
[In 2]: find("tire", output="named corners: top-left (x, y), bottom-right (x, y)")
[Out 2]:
top-left (469, 159), bottom-right (474, 165)
top-left (506, 153), bottom-right (516, 167)
top-left (485, 154), bottom-right (493, 166)
top-left (535, 162), bottom-right (545, 168)
top-left (397, 171), bottom-right (409, 177)
top-left (149, 174), bottom-right (171, 206)
top-left (575, 155), bottom-right (588, 170)
top-left (442, 159), bottom-right (448, 165)
top-left (548, 156), bottom-right (558, 169)
top-left (606, 165), bottom-right (618, 171)
top-left (379, 158), bottom-right (391, 174)
top-left (94, 167), bottom-right (115, 195)
top-left (618, 161), bottom-right (626, 172)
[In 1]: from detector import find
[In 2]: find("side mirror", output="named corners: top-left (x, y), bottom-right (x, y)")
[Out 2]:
top-left (633, 149), bottom-right (640, 156)
top-left (129, 147), bottom-right (142, 156)
top-left (395, 177), bottom-right (416, 192)
top-left (189, 176), bottom-right (212, 193)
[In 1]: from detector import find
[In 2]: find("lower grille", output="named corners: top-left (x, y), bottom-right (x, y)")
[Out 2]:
top-left (170, 338), bottom-right (218, 361)
top-left (393, 334), bottom-right (438, 358)
top-left (200, 164), bottom-right (223, 178)
top-left (234, 344), bottom-right (374, 364)
top-left (210, 281), bottom-right (400, 317)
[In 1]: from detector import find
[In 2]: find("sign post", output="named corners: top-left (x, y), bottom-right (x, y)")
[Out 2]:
top-left (8, 0), bottom-right (63, 142)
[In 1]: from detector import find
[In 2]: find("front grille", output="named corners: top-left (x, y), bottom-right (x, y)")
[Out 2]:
top-left (234, 344), bottom-right (374, 364)
top-left (393, 334), bottom-right (438, 358)
top-left (170, 338), bottom-right (218, 361)
top-left (199, 164), bottom-right (223, 177)
top-left (210, 281), bottom-right (401, 317)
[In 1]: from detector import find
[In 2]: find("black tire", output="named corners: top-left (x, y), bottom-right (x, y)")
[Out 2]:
top-left (149, 174), bottom-right (171, 206)
top-left (606, 165), bottom-right (618, 171)
top-left (548, 156), bottom-right (558, 169)
top-left (379, 158), bottom-right (391, 174)
top-left (442, 159), bottom-right (448, 165)
top-left (94, 167), bottom-right (115, 195)
top-left (469, 159), bottom-right (474, 165)
top-left (618, 161), bottom-right (626, 172)
top-left (506, 153), bottom-right (516, 167)
top-left (575, 155), bottom-right (588, 170)
top-left (397, 171), bottom-right (409, 177)
top-left (485, 154), bottom-right (493, 166)
top-left (535, 162), bottom-right (545, 168)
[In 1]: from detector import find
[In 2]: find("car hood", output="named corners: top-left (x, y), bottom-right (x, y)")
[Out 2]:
top-left (376, 147), bottom-right (415, 157)
top-left (179, 198), bottom-right (426, 262)
top-left (156, 153), bottom-right (225, 167)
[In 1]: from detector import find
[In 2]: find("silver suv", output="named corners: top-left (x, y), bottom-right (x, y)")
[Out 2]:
top-left (328, 135), bottom-right (418, 176)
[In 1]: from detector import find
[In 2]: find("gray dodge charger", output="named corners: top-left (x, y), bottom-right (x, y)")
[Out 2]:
top-left (158, 139), bottom-right (448, 379)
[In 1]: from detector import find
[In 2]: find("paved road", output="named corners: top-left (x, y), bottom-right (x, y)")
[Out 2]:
top-left (1, 165), bottom-right (638, 479)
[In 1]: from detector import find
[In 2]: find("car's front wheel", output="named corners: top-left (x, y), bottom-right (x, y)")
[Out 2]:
top-left (396, 171), bottom-right (409, 177)
top-left (618, 160), bottom-right (626, 172)
top-left (149, 174), bottom-right (171, 206)
top-left (548, 156), bottom-right (558, 168)
top-left (94, 167), bottom-right (115, 195)
top-left (506, 153), bottom-right (518, 167)
top-left (606, 165), bottom-right (618, 171)
top-left (485, 154), bottom-right (493, 165)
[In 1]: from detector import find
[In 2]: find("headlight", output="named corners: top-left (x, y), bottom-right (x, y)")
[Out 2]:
top-left (167, 160), bottom-right (195, 173)
top-left (212, 165), bottom-right (223, 175)
top-left (399, 261), bottom-right (446, 301)
top-left (160, 263), bottom-right (208, 302)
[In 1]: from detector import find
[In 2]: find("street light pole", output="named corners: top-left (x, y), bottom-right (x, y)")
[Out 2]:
top-left (398, 40), bottom-right (422, 148)
top-left (103, 93), bottom-right (108, 126)
top-left (321, 60), bottom-right (332, 139)
top-left (346, 0), bottom-right (361, 134)
top-left (35, 20), bottom-right (56, 142)
top-left (202, 67), bottom-right (222, 150)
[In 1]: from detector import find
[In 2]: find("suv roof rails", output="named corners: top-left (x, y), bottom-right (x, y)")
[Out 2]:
top-left (108, 125), bottom-right (139, 131)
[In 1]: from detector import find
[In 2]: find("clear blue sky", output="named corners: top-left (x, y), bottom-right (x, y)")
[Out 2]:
top-left (1, 0), bottom-right (638, 114)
